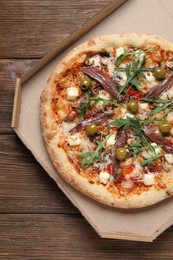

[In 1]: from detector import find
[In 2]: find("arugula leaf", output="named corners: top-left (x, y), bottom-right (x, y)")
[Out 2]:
top-left (141, 97), bottom-right (173, 116)
top-left (142, 154), bottom-right (164, 166)
top-left (80, 134), bottom-right (111, 168)
top-left (115, 49), bottom-right (153, 67)
top-left (111, 117), bottom-right (157, 155)
top-left (115, 55), bottom-right (154, 96)
top-left (78, 94), bottom-right (122, 123)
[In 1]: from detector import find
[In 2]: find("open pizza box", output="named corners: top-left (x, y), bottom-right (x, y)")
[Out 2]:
top-left (11, 0), bottom-right (173, 242)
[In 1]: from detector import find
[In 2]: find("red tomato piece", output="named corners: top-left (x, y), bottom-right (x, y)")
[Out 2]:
top-left (127, 89), bottom-right (144, 99)
top-left (105, 164), bottom-right (113, 174)
top-left (120, 164), bottom-right (135, 175)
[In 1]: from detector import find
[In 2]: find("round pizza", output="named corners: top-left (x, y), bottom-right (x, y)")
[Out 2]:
top-left (40, 34), bottom-right (173, 209)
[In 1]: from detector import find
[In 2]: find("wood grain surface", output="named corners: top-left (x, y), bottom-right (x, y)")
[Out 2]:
top-left (1, 0), bottom-right (173, 259)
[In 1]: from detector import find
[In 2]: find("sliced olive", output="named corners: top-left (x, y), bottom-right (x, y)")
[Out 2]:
top-left (153, 67), bottom-right (166, 80)
top-left (80, 77), bottom-right (92, 91)
top-left (116, 147), bottom-right (127, 161)
top-left (127, 100), bottom-right (139, 114)
top-left (159, 121), bottom-right (172, 134)
top-left (86, 123), bottom-right (98, 136)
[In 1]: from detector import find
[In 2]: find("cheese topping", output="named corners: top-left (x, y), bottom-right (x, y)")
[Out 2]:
top-left (99, 170), bottom-right (110, 184)
top-left (165, 154), bottom-right (173, 164)
top-left (116, 47), bottom-right (125, 58)
top-left (67, 87), bottom-right (79, 100)
top-left (143, 173), bottom-right (155, 186)
top-left (67, 134), bottom-right (81, 146)
top-left (106, 134), bottom-right (116, 146)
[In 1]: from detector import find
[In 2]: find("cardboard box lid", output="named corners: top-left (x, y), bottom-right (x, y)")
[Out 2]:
top-left (12, 0), bottom-right (173, 242)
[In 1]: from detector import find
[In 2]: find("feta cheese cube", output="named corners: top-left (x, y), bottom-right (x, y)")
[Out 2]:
top-left (143, 173), bottom-right (155, 186)
top-left (67, 87), bottom-right (79, 100)
top-left (150, 143), bottom-right (162, 154)
top-left (99, 170), bottom-right (110, 184)
top-left (67, 134), bottom-right (81, 146)
top-left (139, 102), bottom-right (149, 109)
top-left (125, 112), bottom-right (135, 118)
top-left (106, 134), bottom-right (116, 146)
top-left (165, 154), bottom-right (173, 164)
top-left (116, 47), bottom-right (125, 58)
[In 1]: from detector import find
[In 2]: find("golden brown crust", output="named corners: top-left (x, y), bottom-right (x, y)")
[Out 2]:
top-left (40, 34), bottom-right (173, 209)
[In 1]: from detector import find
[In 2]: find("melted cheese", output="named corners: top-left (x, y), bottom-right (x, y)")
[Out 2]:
top-left (86, 55), bottom-right (101, 67)
top-left (113, 71), bottom-right (127, 86)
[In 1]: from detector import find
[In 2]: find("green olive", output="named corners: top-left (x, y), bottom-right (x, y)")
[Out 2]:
top-left (80, 77), bottom-right (92, 91)
top-left (116, 147), bottom-right (127, 161)
top-left (127, 100), bottom-right (139, 114)
top-left (86, 123), bottom-right (98, 136)
top-left (153, 67), bottom-right (166, 80)
top-left (159, 121), bottom-right (172, 134)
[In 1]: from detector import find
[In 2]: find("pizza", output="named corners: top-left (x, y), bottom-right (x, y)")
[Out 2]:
top-left (40, 34), bottom-right (173, 209)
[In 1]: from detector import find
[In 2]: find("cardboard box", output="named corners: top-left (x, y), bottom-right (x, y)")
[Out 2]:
top-left (12, 0), bottom-right (173, 242)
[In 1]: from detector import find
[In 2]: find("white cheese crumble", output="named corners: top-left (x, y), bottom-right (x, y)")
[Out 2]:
top-left (106, 134), bottom-right (116, 146)
top-left (67, 134), bottom-right (81, 146)
top-left (135, 50), bottom-right (145, 62)
top-left (67, 87), bottom-right (79, 100)
top-left (125, 112), bottom-right (135, 118)
top-left (99, 170), bottom-right (110, 184)
top-left (165, 154), bottom-right (173, 164)
top-left (106, 61), bottom-right (115, 77)
top-left (86, 55), bottom-right (101, 67)
top-left (139, 102), bottom-right (149, 109)
top-left (143, 173), bottom-right (155, 186)
top-left (150, 143), bottom-right (162, 154)
top-left (116, 47), bottom-right (125, 58)
top-left (113, 71), bottom-right (127, 86)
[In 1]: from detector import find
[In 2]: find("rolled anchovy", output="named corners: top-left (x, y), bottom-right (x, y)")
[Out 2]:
top-left (142, 125), bottom-right (173, 153)
top-left (112, 130), bottom-right (128, 175)
top-left (80, 66), bottom-right (121, 101)
top-left (145, 72), bottom-right (173, 98)
top-left (69, 113), bottom-right (112, 133)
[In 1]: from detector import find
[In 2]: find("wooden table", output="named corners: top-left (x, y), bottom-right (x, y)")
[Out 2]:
top-left (1, 0), bottom-right (173, 259)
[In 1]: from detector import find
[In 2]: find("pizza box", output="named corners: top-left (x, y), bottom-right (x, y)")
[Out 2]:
top-left (11, 0), bottom-right (173, 242)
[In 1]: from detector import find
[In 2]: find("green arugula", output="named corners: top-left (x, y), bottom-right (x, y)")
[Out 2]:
top-left (111, 117), bottom-right (166, 165)
top-left (78, 93), bottom-right (122, 123)
top-left (110, 117), bottom-right (163, 129)
top-left (128, 137), bottom-right (147, 159)
top-left (141, 97), bottom-right (173, 116)
top-left (142, 154), bottom-right (164, 166)
top-left (80, 134), bottom-right (112, 168)
top-left (111, 117), bottom-right (156, 155)
top-left (115, 49), bottom-right (152, 67)
top-left (115, 55), bottom-right (154, 96)
top-left (128, 137), bottom-right (164, 166)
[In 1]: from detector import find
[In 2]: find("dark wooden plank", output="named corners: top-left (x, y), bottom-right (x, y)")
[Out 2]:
top-left (0, 134), bottom-right (78, 213)
top-left (0, 0), bottom-right (112, 58)
top-left (0, 59), bottom-right (38, 134)
top-left (0, 214), bottom-right (173, 260)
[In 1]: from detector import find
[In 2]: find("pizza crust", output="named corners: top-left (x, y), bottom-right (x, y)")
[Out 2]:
top-left (40, 34), bottom-right (173, 209)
